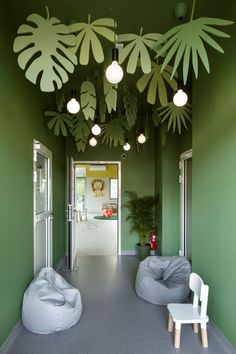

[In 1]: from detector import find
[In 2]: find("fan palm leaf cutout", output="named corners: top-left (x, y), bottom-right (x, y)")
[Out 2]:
top-left (13, 7), bottom-right (77, 92)
top-left (69, 15), bottom-right (116, 65)
top-left (154, 0), bottom-right (233, 84)
top-left (157, 102), bottom-right (192, 134)
top-left (104, 76), bottom-right (118, 113)
top-left (137, 59), bottom-right (177, 106)
top-left (71, 112), bottom-right (92, 142)
top-left (100, 117), bottom-right (129, 147)
top-left (118, 28), bottom-right (162, 74)
top-left (80, 80), bottom-right (96, 120)
top-left (45, 111), bottom-right (73, 136)
top-left (76, 137), bottom-right (88, 152)
top-left (123, 83), bottom-right (138, 127)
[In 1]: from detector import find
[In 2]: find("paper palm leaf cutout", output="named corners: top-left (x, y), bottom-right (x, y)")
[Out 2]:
top-left (118, 28), bottom-right (162, 74)
top-left (157, 102), bottom-right (192, 134)
top-left (155, 17), bottom-right (233, 84)
top-left (69, 15), bottom-right (116, 65)
top-left (104, 77), bottom-right (118, 113)
top-left (123, 83), bottom-right (138, 127)
top-left (137, 60), bottom-right (177, 106)
top-left (13, 8), bottom-right (77, 92)
top-left (100, 117), bottom-right (129, 147)
top-left (45, 111), bottom-right (73, 136)
top-left (80, 80), bottom-right (96, 120)
top-left (76, 137), bottom-right (88, 153)
top-left (71, 112), bottom-right (92, 142)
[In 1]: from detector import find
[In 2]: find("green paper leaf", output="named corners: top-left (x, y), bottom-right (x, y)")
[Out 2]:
top-left (118, 29), bottom-right (162, 74)
top-left (55, 90), bottom-right (65, 112)
top-left (137, 60), bottom-right (177, 106)
top-left (157, 102), bottom-right (192, 134)
top-left (154, 17), bottom-right (233, 84)
top-left (104, 77), bottom-right (117, 113)
top-left (45, 111), bottom-right (73, 136)
top-left (71, 112), bottom-right (92, 142)
top-left (123, 83), bottom-right (138, 127)
top-left (76, 136), bottom-right (88, 152)
top-left (80, 80), bottom-right (96, 120)
top-left (100, 117), bottom-right (129, 147)
top-left (13, 10), bottom-right (77, 92)
top-left (69, 15), bottom-right (116, 65)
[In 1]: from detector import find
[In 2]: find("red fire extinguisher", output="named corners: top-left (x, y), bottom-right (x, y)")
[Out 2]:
top-left (150, 231), bottom-right (157, 250)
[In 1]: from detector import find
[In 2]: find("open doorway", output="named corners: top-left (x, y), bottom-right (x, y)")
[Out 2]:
top-left (67, 160), bottom-right (121, 265)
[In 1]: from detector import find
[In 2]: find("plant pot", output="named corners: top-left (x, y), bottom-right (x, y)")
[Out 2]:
top-left (135, 243), bottom-right (151, 261)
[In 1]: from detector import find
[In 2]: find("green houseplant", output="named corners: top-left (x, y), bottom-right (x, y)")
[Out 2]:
top-left (123, 191), bottom-right (159, 260)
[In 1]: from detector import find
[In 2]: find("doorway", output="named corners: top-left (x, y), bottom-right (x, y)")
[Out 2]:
top-left (67, 160), bottom-right (121, 269)
top-left (179, 149), bottom-right (192, 261)
top-left (33, 140), bottom-right (53, 274)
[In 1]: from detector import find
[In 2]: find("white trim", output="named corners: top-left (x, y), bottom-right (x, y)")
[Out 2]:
top-left (55, 254), bottom-right (66, 271)
top-left (0, 321), bottom-right (23, 354)
top-left (121, 250), bottom-right (136, 256)
top-left (179, 149), bottom-right (192, 258)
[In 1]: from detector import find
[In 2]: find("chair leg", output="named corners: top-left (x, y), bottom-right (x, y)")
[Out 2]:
top-left (168, 314), bottom-right (174, 332)
top-left (174, 323), bottom-right (181, 348)
top-left (193, 323), bottom-right (199, 333)
top-left (201, 324), bottom-right (208, 348)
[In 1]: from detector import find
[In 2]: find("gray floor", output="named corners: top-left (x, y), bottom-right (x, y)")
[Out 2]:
top-left (6, 256), bottom-right (236, 354)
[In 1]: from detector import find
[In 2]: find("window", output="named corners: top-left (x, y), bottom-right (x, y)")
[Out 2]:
top-left (110, 178), bottom-right (118, 199)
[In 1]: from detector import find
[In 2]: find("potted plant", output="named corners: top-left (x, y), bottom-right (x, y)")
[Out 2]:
top-left (123, 191), bottom-right (159, 261)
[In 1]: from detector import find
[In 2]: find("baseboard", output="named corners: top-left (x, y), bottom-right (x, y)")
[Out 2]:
top-left (208, 321), bottom-right (236, 353)
top-left (121, 250), bottom-right (136, 256)
top-left (55, 254), bottom-right (66, 271)
top-left (0, 320), bottom-right (23, 354)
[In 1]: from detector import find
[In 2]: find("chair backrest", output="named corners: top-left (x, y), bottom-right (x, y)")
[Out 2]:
top-left (189, 273), bottom-right (209, 318)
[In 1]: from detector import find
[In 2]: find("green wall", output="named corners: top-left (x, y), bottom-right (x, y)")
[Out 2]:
top-left (0, 8), bottom-right (66, 347)
top-left (192, 2), bottom-right (236, 347)
top-left (66, 132), bottom-right (156, 251)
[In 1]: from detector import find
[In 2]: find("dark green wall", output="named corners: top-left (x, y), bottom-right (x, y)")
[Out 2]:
top-left (0, 9), bottom-right (66, 347)
top-left (66, 132), bottom-right (156, 251)
top-left (192, 3), bottom-right (236, 347)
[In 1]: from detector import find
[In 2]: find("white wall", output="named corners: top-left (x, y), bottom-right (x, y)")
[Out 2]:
top-left (85, 178), bottom-right (117, 213)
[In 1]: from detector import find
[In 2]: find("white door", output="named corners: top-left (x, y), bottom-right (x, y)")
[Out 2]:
top-left (179, 149), bottom-right (192, 261)
top-left (33, 140), bottom-right (53, 274)
top-left (66, 157), bottom-right (77, 270)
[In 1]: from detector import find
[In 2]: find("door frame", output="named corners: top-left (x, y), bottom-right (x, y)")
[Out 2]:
top-left (179, 149), bottom-right (192, 258)
top-left (72, 160), bottom-right (121, 256)
top-left (33, 140), bottom-right (53, 274)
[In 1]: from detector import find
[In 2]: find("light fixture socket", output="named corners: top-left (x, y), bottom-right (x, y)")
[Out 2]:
top-left (112, 47), bottom-right (119, 62)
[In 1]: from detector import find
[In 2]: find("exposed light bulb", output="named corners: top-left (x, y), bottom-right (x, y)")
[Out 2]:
top-left (89, 137), bottom-right (97, 147)
top-left (105, 61), bottom-right (124, 84)
top-left (137, 133), bottom-right (146, 144)
top-left (173, 89), bottom-right (188, 107)
top-left (91, 123), bottom-right (101, 136)
top-left (123, 142), bottom-right (131, 151)
top-left (67, 98), bottom-right (80, 114)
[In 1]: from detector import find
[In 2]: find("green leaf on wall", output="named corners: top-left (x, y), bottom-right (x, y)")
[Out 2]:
top-left (100, 117), bottom-right (129, 147)
top-left (13, 8), bottom-right (78, 92)
top-left (154, 17), bottom-right (233, 84)
top-left (71, 112), bottom-right (92, 141)
top-left (137, 60), bottom-right (177, 106)
top-left (104, 77), bottom-right (117, 113)
top-left (45, 111), bottom-right (73, 136)
top-left (69, 15), bottom-right (116, 65)
top-left (123, 83), bottom-right (138, 127)
top-left (76, 137), bottom-right (88, 152)
top-left (118, 29), bottom-right (162, 74)
top-left (55, 90), bottom-right (65, 112)
top-left (80, 80), bottom-right (96, 120)
top-left (157, 102), bottom-right (192, 134)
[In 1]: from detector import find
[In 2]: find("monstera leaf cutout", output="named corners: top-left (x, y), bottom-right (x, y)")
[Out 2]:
top-left (137, 60), bottom-right (177, 106)
top-left (45, 111), bottom-right (73, 136)
top-left (71, 112), bottom-right (92, 142)
top-left (80, 80), bottom-right (96, 120)
top-left (13, 7), bottom-right (77, 92)
top-left (154, 0), bottom-right (233, 84)
top-left (157, 102), bottom-right (192, 134)
top-left (123, 83), bottom-right (138, 127)
top-left (69, 15), bottom-right (116, 65)
top-left (118, 28), bottom-right (162, 74)
top-left (104, 77), bottom-right (118, 113)
top-left (100, 117), bottom-right (129, 147)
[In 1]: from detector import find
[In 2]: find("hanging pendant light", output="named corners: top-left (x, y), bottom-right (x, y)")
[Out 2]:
top-left (67, 90), bottom-right (80, 114)
top-left (89, 136), bottom-right (97, 147)
top-left (173, 81), bottom-right (188, 107)
top-left (137, 129), bottom-right (146, 144)
top-left (123, 138), bottom-right (131, 151)
top-left (91, 118), bottom-right (101, 136)
top-left (105, 47), bottom-right (124, 84)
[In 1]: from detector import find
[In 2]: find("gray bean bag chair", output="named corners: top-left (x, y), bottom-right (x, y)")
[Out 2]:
top-left (22, 267), bottom-right (82, 334)
top-left (135, 256), bottom-right (191, 305)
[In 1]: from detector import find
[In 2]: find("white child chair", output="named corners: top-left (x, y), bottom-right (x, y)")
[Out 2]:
top-left (167, 272), bottom-right (209, 348)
